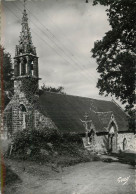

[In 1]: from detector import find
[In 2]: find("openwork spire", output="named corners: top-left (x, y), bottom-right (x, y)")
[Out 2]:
top-left (14, 2), bottom-right (39, 80)
top-left (20, 9), bottom-right (32, 45)
top-left (15, 7), bottom-right (36, 56)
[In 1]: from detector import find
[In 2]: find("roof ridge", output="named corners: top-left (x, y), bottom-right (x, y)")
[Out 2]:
top-left (43, 91), bottom-right (66, 95)
top-left (94, 111), bottom-right (113, 114)
top-left (111, 99), bottom-right (127, 114)
top-left (43, 91), bottom-right (113, 103)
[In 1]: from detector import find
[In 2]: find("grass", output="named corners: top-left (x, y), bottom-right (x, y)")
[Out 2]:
top-left (111, 151), bottom-right (136, 166)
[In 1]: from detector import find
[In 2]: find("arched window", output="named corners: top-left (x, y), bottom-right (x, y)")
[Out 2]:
top-left (31, 61), bottom-right (34, 76)
top-left (123, 138), bottom-right (127, 151)
top-left (109, 122), bottom-right (115, 135)
top-left (19, 104), bottom-right (27, 112)
top-left (19, 104), bottom-right (27, 129)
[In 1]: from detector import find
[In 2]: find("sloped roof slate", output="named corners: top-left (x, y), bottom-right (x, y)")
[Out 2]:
top-left (38, 92), bottom-right (129, 133)
top-left (96, 111), bottom-right (113, 129)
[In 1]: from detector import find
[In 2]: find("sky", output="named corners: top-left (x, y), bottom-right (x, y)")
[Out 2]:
top-left (2, 0), bottom-right (122, 105)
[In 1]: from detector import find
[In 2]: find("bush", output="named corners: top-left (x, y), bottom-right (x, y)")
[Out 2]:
top-left (62, 133), bottom-right (82, 144)
top-left (11, 128), bottom-right (61, 155)
top-left (11, 129), bottom-right (84, 157)
top-left (9, 128), bottom-right (100, 166)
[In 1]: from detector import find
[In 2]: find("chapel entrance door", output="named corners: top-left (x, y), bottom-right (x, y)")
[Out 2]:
top-left (112, 134), bottom-right (117, 152)
top-left (109, 134), bottom-right (117, 153)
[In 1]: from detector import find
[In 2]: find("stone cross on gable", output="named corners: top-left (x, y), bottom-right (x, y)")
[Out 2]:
top-left (80, 112), bottom-right (92, 146)
top-left (80, 112), bottom-right (92, 132)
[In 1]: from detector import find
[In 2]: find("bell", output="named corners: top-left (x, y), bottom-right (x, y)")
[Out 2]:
top-left (86, 0), bottom-right (88, 3)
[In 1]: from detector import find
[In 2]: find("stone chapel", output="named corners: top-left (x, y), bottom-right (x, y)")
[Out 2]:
top-left (2, 7), bottom-right (135, 153)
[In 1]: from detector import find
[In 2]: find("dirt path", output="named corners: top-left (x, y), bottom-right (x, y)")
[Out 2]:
top-left (5, 160), bottom-right (135, 194)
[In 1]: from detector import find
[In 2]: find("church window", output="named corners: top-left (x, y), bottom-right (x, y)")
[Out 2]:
top-left (19, 104), bottom-right (27, 129)
top-left (123, 138), bottom-right (127, 150)
top-left (109, 122), bottom-right (115, 135)
top-left (19, 104), bottom-right (27, 112)
top-left (30, 61), bottom-right (34, 76)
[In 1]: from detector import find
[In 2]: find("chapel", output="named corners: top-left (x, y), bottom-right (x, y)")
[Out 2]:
top-left (3, 6), bottom-right (135, 153)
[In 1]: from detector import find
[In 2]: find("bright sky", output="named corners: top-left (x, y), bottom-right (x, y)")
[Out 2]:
top-left (2, 0), bottom-right (123, 106)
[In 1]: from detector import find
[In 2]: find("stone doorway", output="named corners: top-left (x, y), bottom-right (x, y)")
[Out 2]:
top-left (108, 122), bottom-right (117, 153)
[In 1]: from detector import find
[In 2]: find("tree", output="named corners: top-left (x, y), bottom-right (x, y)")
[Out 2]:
top-left (91, 0), bottom-right (136, 131)
top-left (92, 0), bottom-right (135, 107)
top-left (39, 83), bottom-right (65, 95)
top-left (0, 45), bottom-right (13, 107)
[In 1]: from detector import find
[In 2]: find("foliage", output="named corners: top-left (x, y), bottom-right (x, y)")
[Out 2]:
top-left (0, 45), bottom-right (13, 107)
top-left (127, 109), bottom-right (136, 133)
top-left (62, 133), bottom-right (83, 144)
top-left (9, 128), bottom-right (101, 166)
top-left (0, 45), bottom-right (13, 92)
top-left (12, 128), bottom-right (61, 154)
top-left (11, 128), bottom-right (84, 154)
top-left (40, 83), bottom-right (65, 95)
top-left (91, 0), bottom-right (136, 109)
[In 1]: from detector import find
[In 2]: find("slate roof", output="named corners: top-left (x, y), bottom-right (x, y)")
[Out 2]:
top-left (96, 112), bottom-right (113, 129)
top-left (38, 92), bottom-right (129, 134)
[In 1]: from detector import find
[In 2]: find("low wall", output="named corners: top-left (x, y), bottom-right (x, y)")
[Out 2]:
top-left (117, 133), bottom-right (136, 152)
top-left (95, 133), bottom-right (136, 153)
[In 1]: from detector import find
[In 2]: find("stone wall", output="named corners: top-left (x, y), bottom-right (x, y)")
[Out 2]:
top-left (82, 134), bottom-right (109, 153)
top-left (4, 91), bottom-right (57, 138)
top-left (93, 133), bottom-right (136, 153)
top-left (117, 133), bottom-right (136, 152)
top-left (4, 91), bottom-right (33, 134)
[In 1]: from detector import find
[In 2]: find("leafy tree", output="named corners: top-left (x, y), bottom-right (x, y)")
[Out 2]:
top-left (91, 0), bottom-right (136, 131)
top-left (127, 109), bottom-right (135, 134)
top-left (92, 0), bottom-right (135, 107)
top-left (0, 45), bottom-right (13, 107)
top-left (40, 83), bottom-right (65, 95)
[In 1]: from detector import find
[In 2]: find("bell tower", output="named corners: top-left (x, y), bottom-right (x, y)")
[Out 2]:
top-left (3, 1), bottom-right (57, 137)
top-left (13, 3), bottom-right (40, 95)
